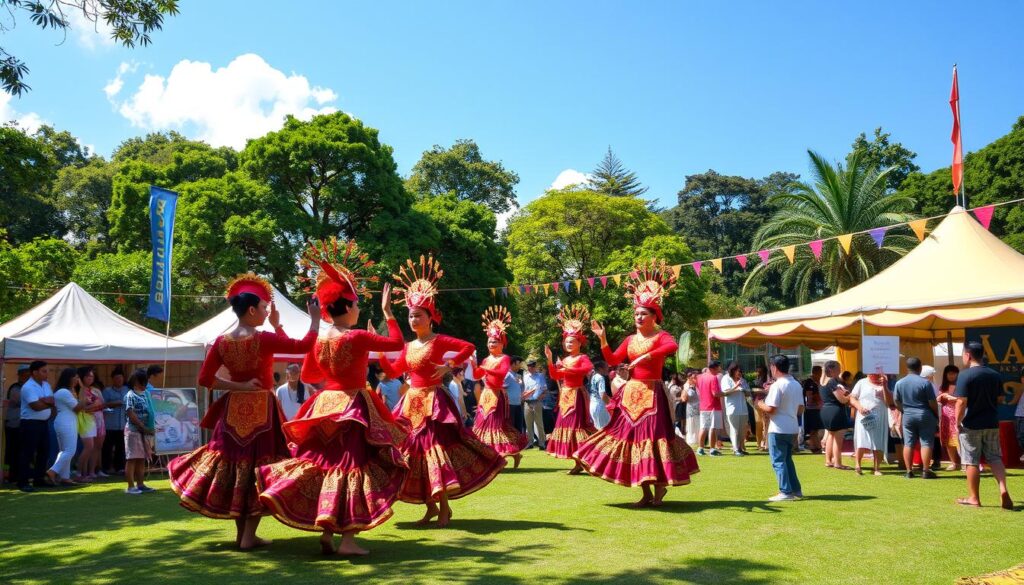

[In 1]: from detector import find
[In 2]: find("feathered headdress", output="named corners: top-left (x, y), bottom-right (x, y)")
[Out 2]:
top-left (299, 237), bottom-right (377, 319)
top-left (393, 254), bottom-right (443, 323)
top-left (481, 305), bottom-right (512, 344)
top-left (624, 258), bottom-right (677, 323)
top-left (225, 273), bottom-right (273, 303)
top-left (557, 303), bottom-right (590, 342)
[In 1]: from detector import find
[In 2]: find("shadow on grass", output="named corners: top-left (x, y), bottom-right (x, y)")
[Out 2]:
top-left (560, 557), bottom-right (784, 584)
top-left (604, 493), bottom-right (875, 513)
top-left (392, 518), bottom-right (590, 534)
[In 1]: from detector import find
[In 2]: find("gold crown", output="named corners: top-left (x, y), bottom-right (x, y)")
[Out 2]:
top-left (298, 237), bottom-right (377, 299)
top-left (557, 303), bottom-right (590, 337)
top-left (392, 254), bottom-right (442, 308)
top-left (624, 258), bottom-right (677, 307)
top-left (482, 305), bottom-right (512, 338)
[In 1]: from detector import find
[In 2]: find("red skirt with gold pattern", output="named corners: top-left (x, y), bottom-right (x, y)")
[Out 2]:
top-left (546, 386), bottom-right (596, 459)
top-left (472, 386), bottom-right (528, 456)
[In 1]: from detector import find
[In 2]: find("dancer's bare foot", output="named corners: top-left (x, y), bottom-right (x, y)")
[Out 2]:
top-left (416, 504), bottom-right (439, 525)
top-left (437, 506), bottom-right (453, 528)
top-left (652, 485), bottom-right (668, 506)
top-left (319, 534), bottom-right (335, 555)
top-left (337, 534), bottom-right (369, 556)
top-left (512, 453), bottom-right (522, 469)
top-left (567, 465), bottom-right (583, 475)
top-left (239, 536), bottom-right (271, 551)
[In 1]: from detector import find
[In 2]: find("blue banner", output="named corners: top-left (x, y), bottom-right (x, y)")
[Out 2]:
top-left (965, 326), bottom-right (1024, 421)
top-left (146, 186), bottom-right (178, 322)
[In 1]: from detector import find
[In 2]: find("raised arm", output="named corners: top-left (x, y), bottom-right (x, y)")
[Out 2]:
top-left (442, 335), bottom-right (476, 366)
top-left (377, 346), bottom-right (409, 379)
top-left (265, 328), bottom-right (318, 356)
top-left (602, 337), bottom-right (630, 367)
top-left (362, 318), bottom-right (406, 352)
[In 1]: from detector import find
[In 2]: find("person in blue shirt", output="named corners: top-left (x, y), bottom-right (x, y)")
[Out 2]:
top-left (505, 356), bottom-right (525, 433)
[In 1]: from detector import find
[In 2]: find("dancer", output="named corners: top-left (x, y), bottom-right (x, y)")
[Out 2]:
top-left (544, 303), bottom-right (596, 475)
top-left (573, 259), bottom-right (699, 507)
top-left (379, 255), bottom-right (506, 527)
top-left (168, 273), bottom-right (320, 550)
top-left (472, 305), bottom-right (528, 468)
top-left (257, 239), bottom-right (408, 556)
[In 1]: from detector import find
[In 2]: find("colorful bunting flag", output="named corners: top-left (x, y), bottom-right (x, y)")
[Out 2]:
top-left (671, 264), bottom-right (682, 278)
top-left (757, 250), bottom-right (770, 264)
top-left (490, 288), bottom-right (495, 297)
top-left (691, 262), bottom-right (702, 277)
top-left (629, 271), bottom-right (638, 280)
top-left (600, 276), bottom-right (608, 288)
top-left (501, 287), bottom-right (508, 297)
top-left (973, 205), bottom-right (995, 230)
top-left (544, 283), bottom-right (550, 295)
top-left (711, 258), bottom-right (723, 272)
top-left (837, 234), bottom-right (853, 254)
top-left (553, 282), bottom-right (560, 292)
top-left (563, 280), bottom-right (571, 292)
top-left (575, 279), bottom-right (582, 291)
top-left (612, 274), bottom-right (621, 286)
top-left (782, 245), bottom-right (796, 264)
top-left (587, 277), bottom-right (595, 288)
top-left (735, 254), bottom-right (748, 270)
top-left (518, 285), bottom-right (526, 294)
top-left (868, 227), bottom-right (887, 248)
top-left (809, 239), bottom-right (823, 261)
top-left (909, 219), bottom-right (928, 241)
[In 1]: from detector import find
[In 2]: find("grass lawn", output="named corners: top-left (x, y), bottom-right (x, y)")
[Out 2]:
top-left (1, 448), bottom-right (1021, 585)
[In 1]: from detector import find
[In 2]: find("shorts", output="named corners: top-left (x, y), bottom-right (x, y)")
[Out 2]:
top-left (902, 415), bottom-right (937, 449)
top-left (803, 409), bottom-right (824, 432)
top-left (699, 410), bottom-right (723, 430)
top-left (958, 428), bottom-right (1002, 467)
top-left (125, 429), bottom-right (151, 460)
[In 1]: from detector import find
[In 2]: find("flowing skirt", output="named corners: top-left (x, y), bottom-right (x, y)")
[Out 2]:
top-left (168, 391), bottom-right (288, 519)
top-left (256, 388), bottom-right (408, 533)
top-left (547, 386), bottom-right (596, 459)
top-left (853, 405), bottom-right (888, 452)
top-left (472, 386), bottom-right (528, 456)
top-left (395, 386), bottom-right (506, 504)
top-left (939, 402), bottom-right (959, 448)
top-left (573, 380), bottom-right (698, 488)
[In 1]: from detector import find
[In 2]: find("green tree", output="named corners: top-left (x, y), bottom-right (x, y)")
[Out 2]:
top-left (405, 139), bottom-right (519, 214)
top-left (53, 157), bottom-right (116, 251)
top-left (745, 150), bottom-right (918, 304)
top-left (848, 127), bottom-right (920, 192)
top-left (1, 0), bottom-right (179, 95)
top-left (0, 236), bottom-right (80, 321)
top-left (505, 188), bottom-right (706, 354)
top-left (0, 125), bottom-right (62, 243)
top-left (587, 147), bottom-right (648, 198)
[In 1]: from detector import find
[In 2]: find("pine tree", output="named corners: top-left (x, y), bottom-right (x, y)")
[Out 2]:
top-left (587, 147), bottom-right (648, 197)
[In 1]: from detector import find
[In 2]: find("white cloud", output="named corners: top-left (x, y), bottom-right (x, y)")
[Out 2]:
top-left (65, 1), bottom-right (116, 50)
top-left (549, 168), bottom-right (591, 190)
top-left (104, 61), bottom-right (137, 99)
top-left (0, 92), bottom-right (45, 134)
top-left (110, 54), bottom-right (340, 149)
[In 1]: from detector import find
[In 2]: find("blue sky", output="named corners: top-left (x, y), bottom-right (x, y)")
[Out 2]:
top-left (4, 1), bottom-right (1024, 211)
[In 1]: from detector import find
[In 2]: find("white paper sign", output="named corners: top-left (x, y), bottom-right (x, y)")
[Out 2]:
top-left (862, 335), bottom-right (900, 374)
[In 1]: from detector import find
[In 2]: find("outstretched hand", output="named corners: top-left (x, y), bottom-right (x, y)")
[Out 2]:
top-left (590, 320), bottom-right (606, 340)
top-left (306, 297), bottom-right (321, 326)
top-left (381, 283), bottom-right (394, 319)
top-left (269, 301), bottom-right (281, 329)
top-left (544, 345), bottom-right (554, 364)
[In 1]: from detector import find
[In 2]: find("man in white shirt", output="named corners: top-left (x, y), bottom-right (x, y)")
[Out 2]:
top-left (17, 361), bottom-right (54, 492)
top-left (274, 363), bottom-right (306, 421)
top-left (757, 355), bottom-right (804, 501)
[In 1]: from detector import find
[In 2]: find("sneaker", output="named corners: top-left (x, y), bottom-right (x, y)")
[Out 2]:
top-left (19, 485), bottom-right (35, 493)
top-left (125, 487), bottom-right (143, 495)
top-left (904, 471), bottom-right (915, 479)
top-left (733, 451), bottom-right (746, 457)
top-left (793, 492), bottom-right (804, 499)
top-left (768, 493), bottom-right (798, 502)
top-left (921, 470), bottom-right (937, 479)
top-left (96, 471), bottom-right (110, 478)
top-left (697, 448), bottom-right (706, 456)
top-left (137, 485), bottom-right (156, 493)
top-left (709, 449), bottom-right (722, 457)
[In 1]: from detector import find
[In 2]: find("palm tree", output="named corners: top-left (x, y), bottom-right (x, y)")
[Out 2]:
top-left (744, 149), bottom-right (918, 304)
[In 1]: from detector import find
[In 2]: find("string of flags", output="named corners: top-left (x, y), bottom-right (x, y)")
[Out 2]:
top-left (471, 202), bottom-right (1008, 298)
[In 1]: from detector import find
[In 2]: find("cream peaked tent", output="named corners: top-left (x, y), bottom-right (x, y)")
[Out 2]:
top-left (0, 283), bottom-right (206, 362)
top-left (175, 285), bottom-right (331, 360)
top-left (708, 206), bottom-right (1024, 349)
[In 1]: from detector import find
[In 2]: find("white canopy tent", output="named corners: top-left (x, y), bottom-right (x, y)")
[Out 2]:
top-left (0, 283), bottom-right (206, 363)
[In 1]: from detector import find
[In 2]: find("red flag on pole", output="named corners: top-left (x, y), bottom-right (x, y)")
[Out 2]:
top-left (950, 65), bottom-right (963, 198)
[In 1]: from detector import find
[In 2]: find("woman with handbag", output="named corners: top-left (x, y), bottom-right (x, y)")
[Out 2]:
top-left (849, 373), bottom-right (889, 475)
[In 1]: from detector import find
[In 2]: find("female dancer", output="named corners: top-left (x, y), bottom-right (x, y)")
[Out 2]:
top-left (168, 273), bottom-right (320, 550)
top-left (258, 239), bottom-right (408, 556)
top-left (379, 256), bottom-right (506, 527)
top-left (472, 305), bottom-right (527, 468)
top-left (544, 304), bottom-right (596, 475)
top-left (574, 259), bottom-right (699, 507)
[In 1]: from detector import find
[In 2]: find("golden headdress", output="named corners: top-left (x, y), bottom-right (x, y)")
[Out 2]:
top-left (624, 258), bottom-right (677, 322)
top-left (481, 305), bottom-right (512, 343)
top-left (393, 254), bottom-right (443, 323)
top-left (557, 303), bottom-right (590, 342)
top-left (299, 237), bottom-right (377, 319)
top-left (225, 273), bottom-right (273, 303)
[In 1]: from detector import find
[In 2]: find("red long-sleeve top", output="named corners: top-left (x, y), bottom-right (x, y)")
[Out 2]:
top-left (475, 354), bottom-right (511, 390)
top-left (601, 330), bottom-right (678, 380)
top-left (379, 334), bottom-right (475, 387)
top-left (549, 353), bottom-right (594, 388)
top-left (198, 328), bottom-right (317, 391)
top-left (301, 319), bottom-right (405, 390)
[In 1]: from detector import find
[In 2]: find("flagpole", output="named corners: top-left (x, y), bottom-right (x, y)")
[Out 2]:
top-left (956, 65), bottom-right (967, 209)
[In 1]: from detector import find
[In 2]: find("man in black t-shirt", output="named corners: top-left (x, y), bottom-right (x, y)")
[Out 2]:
top-left (954, 341), bottom-right (1013, 510)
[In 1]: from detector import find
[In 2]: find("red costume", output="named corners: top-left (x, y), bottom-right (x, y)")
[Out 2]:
top-left (169, 273), bottom-right (316, 519)
top-left (256, 239), bottom-right (409, 534)
top-left (546, 304), bottom-right (597, 459)
top-left (472, 306), bottom-right (528, 456)
top-left (380, 256), bottom-right (506, 503)
top-left (573, 260), bottom-right (699, 487)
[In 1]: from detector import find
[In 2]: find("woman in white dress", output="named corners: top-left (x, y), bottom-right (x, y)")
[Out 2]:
top-left (849, 373), bottom-right (890, 475)
top-left (47, 368), bottom-right (88, 485)
top-left (682, 370), bottom-right (701, 447)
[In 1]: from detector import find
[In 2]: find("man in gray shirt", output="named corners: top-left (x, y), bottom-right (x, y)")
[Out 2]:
top-left (893, 357), bottom-right (939, 479)
top-left (102, 368), bottom-right (130, 474)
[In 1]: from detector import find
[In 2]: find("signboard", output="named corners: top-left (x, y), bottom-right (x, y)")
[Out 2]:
top-left (150, 387), bottom-right (200, 455)
top-left (862, 335), bottom-right (900, 374)
top-left (965, 327), bottom-right (1024, 421)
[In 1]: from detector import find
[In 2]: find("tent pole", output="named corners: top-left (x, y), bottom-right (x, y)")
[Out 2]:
top-left (946, 331), bottom-right (955, 367)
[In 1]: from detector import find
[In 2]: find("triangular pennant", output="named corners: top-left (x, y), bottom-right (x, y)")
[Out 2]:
top-left (734, 255), bottom-right (748, 270)
top-left (868, 227), bottom-right (887, 248)
top-left (671, 264), bottom-right (682, 278)
top-left (518, 285), bottom-right (526, 294)
top-left (612, 274), bottom-right (622, 286)
top-left (711, 258), bottom-right (723, 272)
top-left (600, 276), bottom-right (608, 288)
top-left (837, 233), bottom-right (853, 254)
top-left (563, 280), bottom-right (571, 292)
top-left (629, 271), bottom-right (638, 280)
top-left (501, 287), bottom-right (508, 297)
top-left (574, 279), bottom-right (582, 291)
top-left (490, 288), bottom-right (496, 297)
top-left (782, 245), bottom-right (796, 264)
top-left (691, 262), bottom-right (702, 277)
top-left (544, 283), bottom-right (550, 295)
top-left (972, 205), bottom-right (995, 230)
top-left (757, 250), bottom-right (770, 264)
top-left (908, 219), bottom-right (928, 241)
top-left (587, 277), bottom-right (595, 288)
top-left (553, 282), bottom-right (560, 292)
top-left (808, 239), bottom-right (823, 261)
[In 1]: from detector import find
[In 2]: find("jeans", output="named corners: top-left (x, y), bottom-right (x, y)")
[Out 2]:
top-left (768, 432), bottom-right (801, 496)
top-left (17, 419), bottom-right (50, 487)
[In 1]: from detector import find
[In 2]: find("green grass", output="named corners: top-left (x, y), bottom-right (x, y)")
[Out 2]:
top-left (2, 448), bottom-right (1021, 585)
